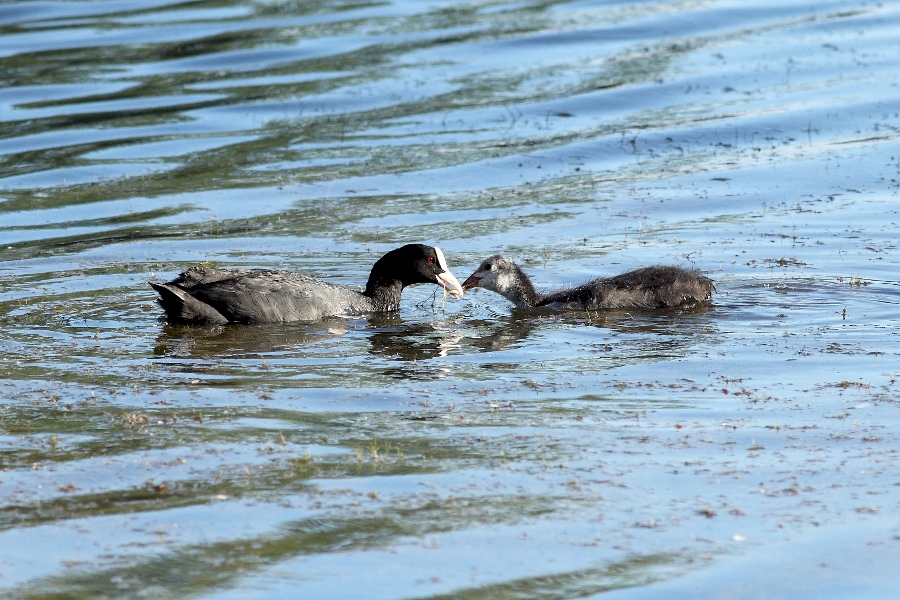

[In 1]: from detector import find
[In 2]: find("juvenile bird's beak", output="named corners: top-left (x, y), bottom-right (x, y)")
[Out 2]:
top-left (437, 270), bottom-right (465, 298)
top-left (462, 274), bottom-right (481, 291)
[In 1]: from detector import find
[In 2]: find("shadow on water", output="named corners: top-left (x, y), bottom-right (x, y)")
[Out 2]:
top-left (152, 321), bottom-right (340, 358)
top-left (142, 303), bottom-right (722, 392)
top-left (152, 303), bottom-right (717, 365)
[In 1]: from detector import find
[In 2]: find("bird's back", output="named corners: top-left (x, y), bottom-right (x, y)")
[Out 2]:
top-left (540, 265), bottom-right (713, 310)
top-left (152, 266), bottom-right (373, 324)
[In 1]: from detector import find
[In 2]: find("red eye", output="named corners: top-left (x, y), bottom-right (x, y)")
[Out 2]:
top-left (426, 257), bottom-right (434, 264)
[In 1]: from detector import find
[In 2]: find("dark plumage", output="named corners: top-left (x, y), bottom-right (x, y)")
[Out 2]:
top-left (150, 244), bottom-right (464, 324)
top-left (462, 255), bottom-right (713, 310)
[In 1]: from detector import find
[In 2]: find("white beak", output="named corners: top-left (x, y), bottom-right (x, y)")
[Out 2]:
top-left (433, 247), bottom-right (464, 298)
top-left (436, 269), bottom-right (464, 298)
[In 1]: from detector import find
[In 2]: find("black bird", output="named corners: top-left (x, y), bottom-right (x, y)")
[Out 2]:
top-left (462, 255), bottom-right (713, 310)
top-left (151, 244), bottom-right (464, 324)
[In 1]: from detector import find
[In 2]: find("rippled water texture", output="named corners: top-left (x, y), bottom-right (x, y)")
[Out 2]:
top-left (3, 0), bottom-right (900, 597)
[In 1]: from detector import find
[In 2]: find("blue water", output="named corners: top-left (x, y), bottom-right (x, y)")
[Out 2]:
top-left (2, 0), bottom-right (900, 597)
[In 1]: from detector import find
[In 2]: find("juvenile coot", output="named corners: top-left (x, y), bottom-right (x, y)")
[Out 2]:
top-left (462, 255), bottom-right (713, 310)
top-left (151, 244), bottom-right (464, 324)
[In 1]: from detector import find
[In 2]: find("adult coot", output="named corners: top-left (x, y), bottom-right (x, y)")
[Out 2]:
top-left (151, 244), bottom-right (464, 324)
top-left (462, 255), bottom-right (713, 310)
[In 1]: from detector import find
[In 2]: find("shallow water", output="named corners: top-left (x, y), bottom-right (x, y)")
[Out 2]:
top-left (2, 0), bottom-right (900, 597)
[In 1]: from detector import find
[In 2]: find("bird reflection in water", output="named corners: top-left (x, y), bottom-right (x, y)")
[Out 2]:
top-left (367, 312), bottom-right (543, 380)
top-left (151, 304), bottom-right (716, 383)
top-left (365, 314), bottom-right (464, 381)
top-left (153, 322), bottom-right (336, 358)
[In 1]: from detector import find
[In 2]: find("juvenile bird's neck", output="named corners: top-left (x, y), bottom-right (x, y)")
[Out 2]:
top-left (502, 266), bottom-right (543, 308)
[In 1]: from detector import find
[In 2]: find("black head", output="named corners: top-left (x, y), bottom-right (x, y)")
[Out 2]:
top-left (368, 244), bottom-right (464, 296)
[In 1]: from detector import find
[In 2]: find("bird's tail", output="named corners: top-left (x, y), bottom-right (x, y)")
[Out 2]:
top-left (149, 282), bottom-right (229, 324)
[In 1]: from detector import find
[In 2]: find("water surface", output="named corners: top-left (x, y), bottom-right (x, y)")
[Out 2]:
top-left (2, 0), bottom-right (900, 597)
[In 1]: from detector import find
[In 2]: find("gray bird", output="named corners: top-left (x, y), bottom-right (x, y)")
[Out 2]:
top-left (462, 255), bottom-right (713, 310)
top-left (151, 244), bottom-right (464, 324)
